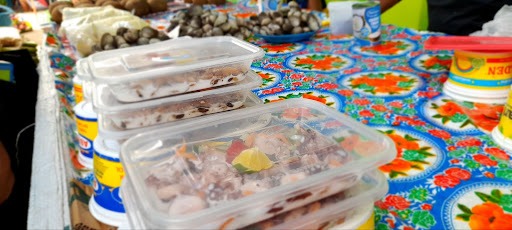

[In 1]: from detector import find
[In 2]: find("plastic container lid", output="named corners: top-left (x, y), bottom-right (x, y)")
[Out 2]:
top-left (120, 98), bottom-right (396, 229)
top-left (97, 92), bottom-right (263, 139)
top-left (84, 36), bottom-right (264, 84)
top-left (92, 70), bottom-right (262, 112)
top-left (491, 127), bottom-right (512, 153)
top-left (74, 101), bottom-right (97, 120)
top-left (443, 81), bottom-right (508, 104)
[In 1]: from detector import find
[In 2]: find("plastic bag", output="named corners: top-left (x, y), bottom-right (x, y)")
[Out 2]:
top-left (59, 6), bottom-right (132, 36)
top-left (65, 15), bottom-right (148, 57)
top-left (58, 6), bottom-right (148, 57)
top-left (471, 5), bottom-right (512, 36)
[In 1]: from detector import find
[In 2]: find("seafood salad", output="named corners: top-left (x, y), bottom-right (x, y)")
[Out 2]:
top-left (241, 191), bottom-right (348, 230)
top-left (144, 122), bottom-right (351, 216)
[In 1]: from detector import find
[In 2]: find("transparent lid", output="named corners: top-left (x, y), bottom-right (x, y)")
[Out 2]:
top-left (75, 59), bottom-right (90, 81)
top-left (120, 98), bottom-right (395, 229)
top-left (92, 70), bottom-right (262, 112)
top-left (97, 93), bottom-right (263, 140)
top-left (85, 36), bottom-right (264, 84)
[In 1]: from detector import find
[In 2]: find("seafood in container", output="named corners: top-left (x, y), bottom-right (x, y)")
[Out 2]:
top-left (82, 36), bottom-right (264, 103)
top-left (119, 98), bottom-right (396, 229)
top-left (95, 71), bottom-right (262, 131)
top-left (240, 170), bottom-right (387, 230)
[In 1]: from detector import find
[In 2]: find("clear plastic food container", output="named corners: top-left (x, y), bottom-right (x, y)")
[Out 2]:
top-left (119, 98), bottom-right (396, 229)
top-left (240, 171), bottom-right (387, 230)
top-left (96, 71), bottom-right (262, 131)
top-left (82, 36), bottom-right (264, 103)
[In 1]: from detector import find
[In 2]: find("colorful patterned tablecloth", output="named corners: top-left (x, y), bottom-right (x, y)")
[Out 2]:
top-left (43, 2), bottom-right (512, 229)
top-left (245, 25), bottom-right (512, 229)
top-left (145, 2), bottom-right (512, 229)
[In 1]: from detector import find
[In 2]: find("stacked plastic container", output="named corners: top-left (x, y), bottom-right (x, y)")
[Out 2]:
top-left (75, 36), bottom-right (266, 226)
top-left (119, 98), bottom-right (396, 229)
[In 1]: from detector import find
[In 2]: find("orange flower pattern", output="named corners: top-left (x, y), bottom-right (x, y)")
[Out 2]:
top-left (457, 190), bottom-right (512, 230)
top-left (459, 102), bottom-right (503, 132)
top-left (349, 72), bottom-right (418, 95)
top-left (378, 130), bottom-right (435, 179)
top-left (255, 70), bottom-right (277, 88)
top-left (292, 54), bottom-right (348, 71)
top-left (431, 99), bottom-right (475, 128)
top-left (261, 43), bottom-right (298, 54)
top-left (361, 40), bottom-right (411, 55)
top-left (421, 55), bottom-right (452, 71)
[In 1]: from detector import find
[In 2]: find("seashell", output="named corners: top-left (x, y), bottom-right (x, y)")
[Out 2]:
top-left (212, 27), bottom-right (223, 36)
top-left (188, 5), bottom-right (203, 17)
top-left (303, 27), bottom-right (311, 32)
top-left (118, 43), bottom-right (130, 49)
top-left (208, 14), bottom-right (217, 24)
top-left (220, 22), bottom-right (231, 32)
top-left (100, 33), bottom-right (115, 49)
top-left (204, 30), bottom-right (213, 37)
top-left (193, 29), bottom-right (203, 37)
top-left (268, 23), bottom-right (281, 31)
top-left (236, 17), bottom-right (245, 27)
top-left (287, 8), bottom-right (296, 18)
top-left (261, 26), bottom-right (271, 35)
top-left (289, 16), bottom-right (300, 27)
top-left (252, 25), bottom-right (260, 33)
top-left (116, 27), bottom-right (128, 36)
top-left (202, 23), bottom-right (213, 32)
top-left (103, 43), bottom-right (115, 50)
top-left (288, 0), bottom-right (299, 9)
top-left (190, 17), bottom-right (202, 28)
top-left (292, 10), bottom-right (301, 18)
top-left (292, 27), bottom-right (303, 34)
top-left (140, 26), bottom-right (158, 38)
top-left (282, 24), bottom-right (293, 33)
top-left (115, 35), bottom-right (127, 45)
top-left (273, 17), bottom-right (284, 25)
top-left (149, 38), bottom-right (161, 44)
top-left (137, 37), bottom-right (149, 45)
top-left (261, 17), bottom-right (271, 26)
top-left (235, 32), bottom-right (244, 40)
top-left (300, 12), bottom-right (309, 22)
top-left (308, 16), bottom-right (320, 31)
top-left (214, 13), bottom-right (227, 27)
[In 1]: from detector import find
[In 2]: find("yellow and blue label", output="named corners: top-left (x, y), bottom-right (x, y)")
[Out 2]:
top-left (76, 115), bottom-right (98, 160)
top-left (449, 50), bottom-right (512, 90)
top-left (73, 83), bottom-right (83, 104)
top-left (93, 150), bottom-right (125, 213)
top-left (498, 90), bottom-right (512, 139)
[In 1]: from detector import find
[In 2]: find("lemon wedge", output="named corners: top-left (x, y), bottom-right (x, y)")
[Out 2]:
top-left (231, 147), bottom-right (273, 174)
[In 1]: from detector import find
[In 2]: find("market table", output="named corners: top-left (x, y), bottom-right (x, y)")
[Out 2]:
top-left (28, 2), bottom-right (512, 229)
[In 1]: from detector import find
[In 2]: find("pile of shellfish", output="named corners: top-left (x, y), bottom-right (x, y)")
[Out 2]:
top-left (166, 1), bottom-right (322, 39)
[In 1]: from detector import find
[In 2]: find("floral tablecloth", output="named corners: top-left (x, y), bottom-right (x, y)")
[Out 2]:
top-left (245, 25), bottom-right (511, 229)
top-left (144, 2), bottom-right (512, 229)
top-left (44, 1), bottom-right (512, 229)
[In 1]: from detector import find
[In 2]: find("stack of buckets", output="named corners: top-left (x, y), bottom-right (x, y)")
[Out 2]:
top-left (442, 49), bottom-right (512, 152)
top-left (73, 63), bottom-right (151, 226)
